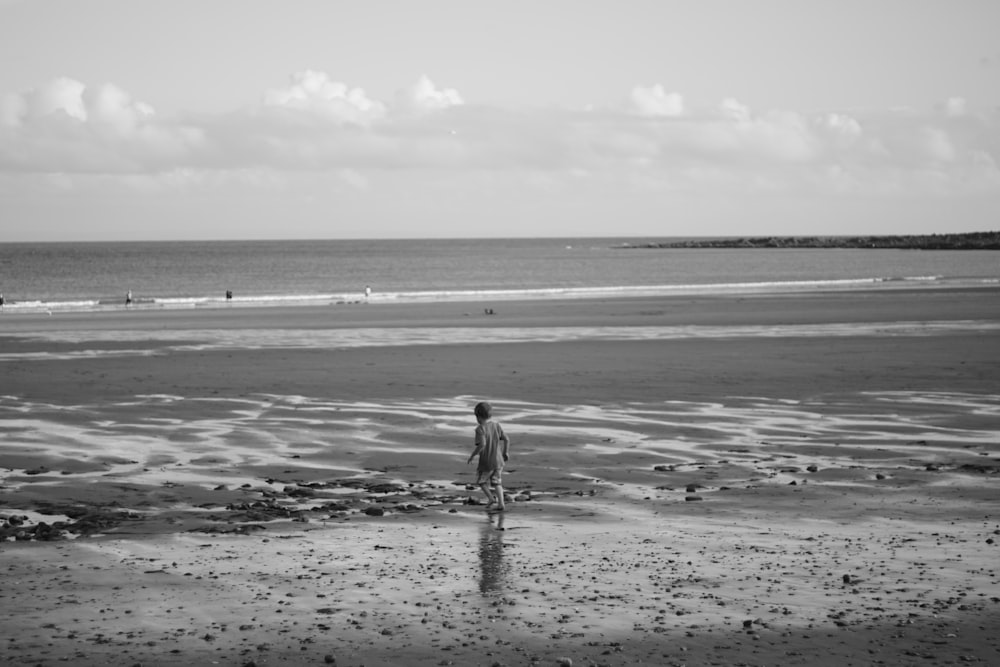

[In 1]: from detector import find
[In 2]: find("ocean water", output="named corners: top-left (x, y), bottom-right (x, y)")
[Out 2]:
top-left (0, 237), bottom-right (997, 312)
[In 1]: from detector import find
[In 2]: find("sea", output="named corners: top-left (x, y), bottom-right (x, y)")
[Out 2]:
top-left (0, 237), bottom-right (997, 313)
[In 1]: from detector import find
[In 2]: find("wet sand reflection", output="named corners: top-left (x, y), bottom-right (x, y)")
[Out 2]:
top-left (478, 512), bottom-right (508, 596)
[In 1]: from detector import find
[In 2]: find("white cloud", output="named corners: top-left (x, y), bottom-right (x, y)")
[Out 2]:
top-left (3, 77), bottom-right (87, 124)
top-left (394, 75), bottom-right (463, 113)
top-left (718, 97), bottom-right (751, 123)
top-left (0, 73), bottom-right (997, 205)
top-left (629, 84), bottom-right (684, 117)
top-left (920, 127), bottom-right (956, 162)
top-left (0, 77), bottom-right (203, 172)
top-left (821, 113), bottom-right (863, 145)
top-left (263, 70), bottom-right (385, 125)
top-left (84, 83), bottom-right (155, 133)
top-left (944, 97), bottom-right (967, 117)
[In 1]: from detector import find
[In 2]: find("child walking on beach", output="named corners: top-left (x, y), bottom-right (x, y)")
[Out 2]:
top-left (467, 401), bottom-right (510, 511)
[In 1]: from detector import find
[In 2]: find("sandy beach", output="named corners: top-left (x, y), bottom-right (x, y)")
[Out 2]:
top-left (1, 287), bottom-right (999, 666)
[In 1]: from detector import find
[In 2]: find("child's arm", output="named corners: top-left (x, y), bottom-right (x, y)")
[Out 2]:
top-left (468, 426), bottom-right (484, 464)
top-left (501, 429), bottom-right (510, 462)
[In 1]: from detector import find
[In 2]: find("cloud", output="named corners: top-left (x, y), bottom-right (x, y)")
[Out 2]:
top-left (629, 84), bottom-right (684, 117)
top-left (85, 83), bottom-right (156, 132)
top-left (0, 77), bottom-right (203, 172)
top-left (394, 75), bottom-right (463, 113)
top-left (262, 70), bottom-right (384, 125)
top-left (718, 97), bottom-right (751, 123)
top-left (2, 77), bottom-right (87, 124)
top-left (944, 96), bottom-right (967, 117)
top-left (0, 78), bottom-right (157, 132)
top-left (821, 113), bottom-right (863, 143)
top-left (1, 74), bottom-right (997, 203)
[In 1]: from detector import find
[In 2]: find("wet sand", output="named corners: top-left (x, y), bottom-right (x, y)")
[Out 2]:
top-left (1, 287), bottom-right (999, 666)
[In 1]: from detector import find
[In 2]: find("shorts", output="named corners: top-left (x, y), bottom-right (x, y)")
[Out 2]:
top-left (478, 468), bottom-right (502, 486)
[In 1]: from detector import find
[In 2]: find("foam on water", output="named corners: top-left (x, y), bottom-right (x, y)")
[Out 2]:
top-left (0, 274), bottom-right (990, 314)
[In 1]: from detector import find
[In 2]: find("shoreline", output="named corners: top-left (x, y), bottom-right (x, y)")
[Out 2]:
top-left (1, 273), bottom-right (995, 316)
top-left (1, 283), bottom-right (997, 330)
top-left (2, 288), bottom-right (999, 665)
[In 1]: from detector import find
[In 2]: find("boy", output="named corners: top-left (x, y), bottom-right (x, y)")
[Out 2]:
top-left (467, 401), bottom-right (510, 511)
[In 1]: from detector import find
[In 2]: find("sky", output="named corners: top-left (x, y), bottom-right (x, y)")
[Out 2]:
top-left (0, 0), bottom-right (998, 241)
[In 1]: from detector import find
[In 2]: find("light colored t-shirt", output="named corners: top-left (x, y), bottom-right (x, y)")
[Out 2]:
top-left (474, 419), bottom-right (509, 480)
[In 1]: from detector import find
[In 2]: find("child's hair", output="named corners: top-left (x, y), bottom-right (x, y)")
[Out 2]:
top-left (474, 401), bottom-right (492, 421)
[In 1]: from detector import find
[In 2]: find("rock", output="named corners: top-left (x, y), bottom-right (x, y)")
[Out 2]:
top-left (320, 502), bottom-right (351, 513)
top-left (367, 482), bottom-right (406, 494)
top-left (684, 495), bottom-right (703, 502)
top-left (396, 503), bottom-right (423, 513)
top-left (363, 507), bottom-right (385, 517)
top-left (324, 655), bottom-right (337, 664)
top-left (685, 484), bottom-right (698, 493)
top-left (806, 465), bottom-right (818, 472)
top-left (557, 659), bottom-right (573, 667)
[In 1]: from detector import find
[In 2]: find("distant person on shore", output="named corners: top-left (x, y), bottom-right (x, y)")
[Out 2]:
top-left (467, 401), bottom-right (511, 511)
top-left (225, 289), bottom-right (233, 303)
top-left (125, 290), bottom-right (133, 308)
top-left (364, 285), bottom-right (371, 302)
top-left (0, 292), bottom-right (5, 310)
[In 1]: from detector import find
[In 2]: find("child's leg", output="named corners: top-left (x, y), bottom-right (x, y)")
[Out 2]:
top-left (493, 483), bottom-right (505, 510)
top-left (479, 482), bottom-right (496, 505)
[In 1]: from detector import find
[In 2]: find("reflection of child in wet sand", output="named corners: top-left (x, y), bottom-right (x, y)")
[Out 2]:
top-left (467, 401), bottom-right (510, 511)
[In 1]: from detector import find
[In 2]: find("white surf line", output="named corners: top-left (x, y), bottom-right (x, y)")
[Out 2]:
top-left (2, 320), bottom-right (999, 361)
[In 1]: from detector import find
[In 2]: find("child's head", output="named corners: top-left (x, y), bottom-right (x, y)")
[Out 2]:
top-left (474, 401), bottom-right (492, 422)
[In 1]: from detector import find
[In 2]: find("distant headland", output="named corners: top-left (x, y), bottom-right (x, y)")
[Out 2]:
top-left (622, 231), bottom-right (1000, 250)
